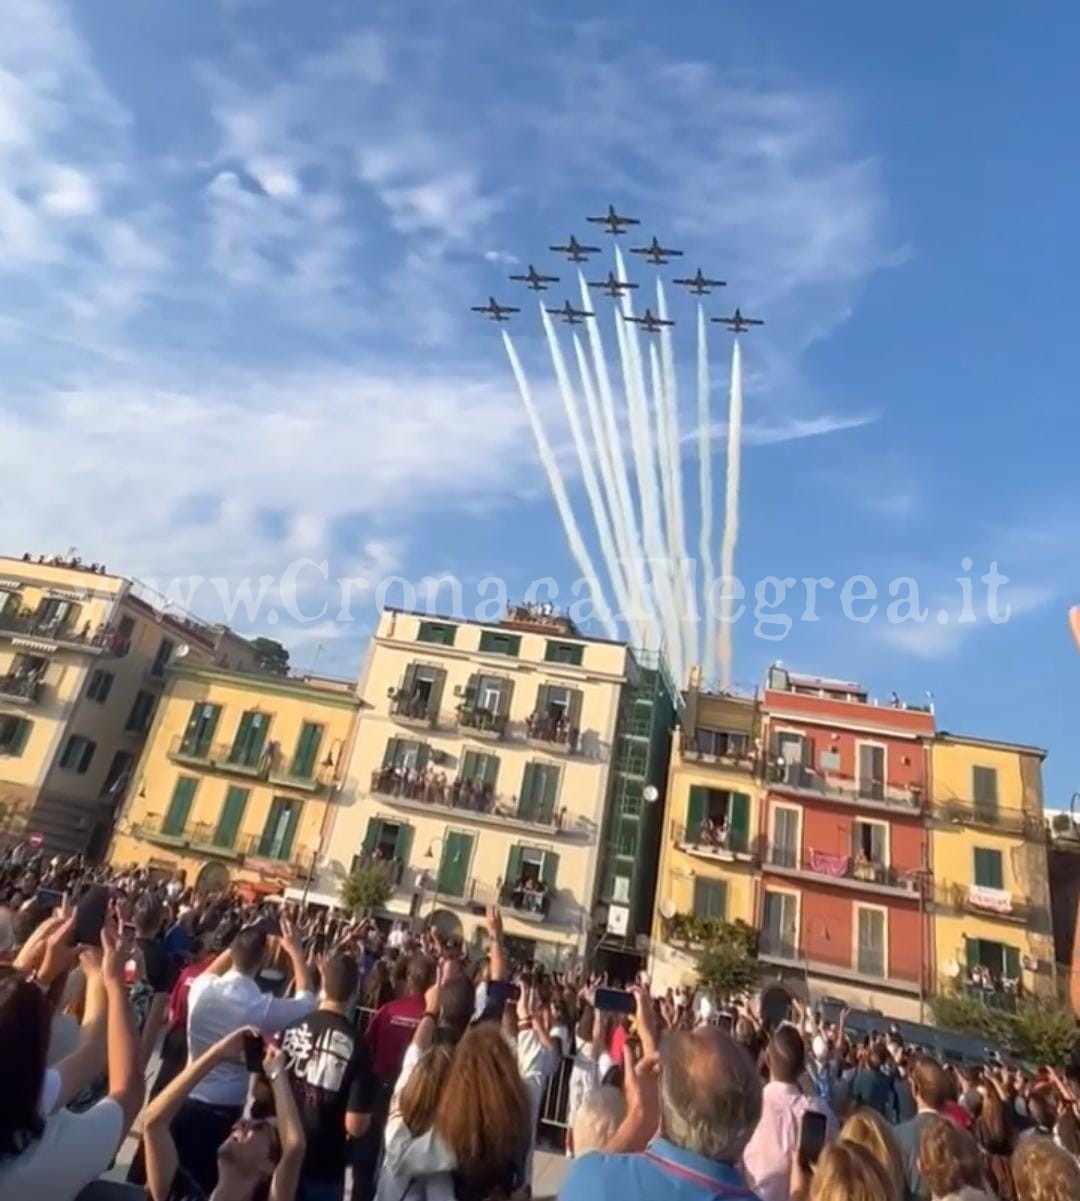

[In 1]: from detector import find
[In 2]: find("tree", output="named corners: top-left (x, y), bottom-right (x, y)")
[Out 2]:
top-left (1013, 1002), bottom-right (1080, 1066)
top-left (252, 637), bottom-right (290, 676)
top-left (695, 919), bottom-right (760, 999)
top-left (929, 991), bottom-right (1012, 1044)
top-left (339, 862), bottom-right (394, 916)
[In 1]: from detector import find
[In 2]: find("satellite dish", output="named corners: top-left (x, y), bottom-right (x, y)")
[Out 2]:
top-left (174, 643), bottom-right (191, 659)
top-left (643, 785), bottom-right (660, 804)
top-left (659, 898), bottom-right (676, 920)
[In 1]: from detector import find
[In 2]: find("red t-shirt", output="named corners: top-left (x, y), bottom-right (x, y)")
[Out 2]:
top-left (367, 993), bottom-right (425, 1083)
top-left (942, 1100), bottom-right (975, 1132)
top-left (168, 961), bottom-right (209, 1031)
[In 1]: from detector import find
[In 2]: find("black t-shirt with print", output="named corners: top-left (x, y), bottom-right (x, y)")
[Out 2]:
top-left (281, 1008), bottom-right (376, 1184)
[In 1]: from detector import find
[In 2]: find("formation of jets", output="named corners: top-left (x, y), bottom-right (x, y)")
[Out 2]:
top-left (472, 206), bottom-right (763, 333)
top-left (545, 300), bottom-right (594, 326)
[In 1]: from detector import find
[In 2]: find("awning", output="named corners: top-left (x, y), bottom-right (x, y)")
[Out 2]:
top-left (283, 886), bottom-right (343, 910)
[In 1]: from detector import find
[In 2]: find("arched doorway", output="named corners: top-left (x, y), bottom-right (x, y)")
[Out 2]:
top-left (195, 861), bottom-right (231, 897)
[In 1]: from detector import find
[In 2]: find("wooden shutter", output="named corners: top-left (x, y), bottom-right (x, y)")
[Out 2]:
top-left (363, 818), bottom-right (382, 855)
top-left (497, 677), bottom-right (514, 716)
top-left (463, 673), bottom-right (479, 708)
top-left (291, 722), bottom-right (323, 778)
top-left (519, 764), bottom-right (537, 819)
top-left (506, 845), bottom-right (523, 885)
top-left (973, 766), bottom-right (998, 805)
top-left (215, 786), bottom-right (248, 848)
top-left (1003, 945), bottom-right (1021, 980)
top-left (382, 738), bottom-right (401, 768)
top-left (728, 793), bottom-right (750, 852)
top-left (567, 688), bottom-right (583, 732)
top-left (975, 848), bottom-right (1004, 889)
top-left (965, 937), bottom-right (980, 970)
top-left (686, 786), bottom-right (708, 841)
top-left (164, 777), bottom-right (197, 835)
top-left (415, 742), bottom-right (430, 771)
top-left (535, 684), bottom-right (550, 719)
top-left (10, 718), bottom-right (31, 756)
top-left (280, 802), bottom-right (302, 859)
top-left (429, 667), bottom-right (447, 718)
top-left (693, 878), bottom-right (726, 920)
top-left (402, 662), bottom-right (417, 697)
top-left (540, 764), bottom-right (559, 822)
top-left (541, 850), bottom-right (559, 888)
top-left (394, 823), bottom-right (414, 865)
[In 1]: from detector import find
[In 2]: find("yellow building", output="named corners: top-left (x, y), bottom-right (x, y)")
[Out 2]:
top-left (321, 606), bottom-right (631, 968)
top-left (0, 554), bottom-right (252, 856)
top-left (930, 733), bottom-right (1055, 1004)
top-left (648, 669), bottom-right (763, 991)
top-left (111, 662), bottom-right (361, 896)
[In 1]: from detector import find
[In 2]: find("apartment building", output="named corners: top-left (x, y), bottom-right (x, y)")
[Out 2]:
top-left (111, 662), bottom-right (361, 896)
top-left (322, 606), bottom-right (632, 970)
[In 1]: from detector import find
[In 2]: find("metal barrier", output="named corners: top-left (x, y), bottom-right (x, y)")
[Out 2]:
top-left (538, 1054), bottom-right (574, 1132)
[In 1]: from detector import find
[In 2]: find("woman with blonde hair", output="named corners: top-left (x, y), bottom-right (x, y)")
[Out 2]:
top-left (918, 1116), bottom-right (993, 1201)
top-left (809, 1140), bottom-right (901, 1201)
top-left (1012, 1135), bottom-right (1080, 1201)
top-left (839, 1107), bottom-right (905, 1197)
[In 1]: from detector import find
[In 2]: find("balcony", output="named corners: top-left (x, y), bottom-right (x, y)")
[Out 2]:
top-left (166, 736), bottom-right (270, 780)
top-left (188, 821), bottom-right (244, 861)
top-left (369, 767), bottom-right (581, 839)
top-left (0, 674), bottom-right (45, 706)
top-left (266, 769), bottom-right (327, 795)
top-left (767, 760), bottom-right (923, 816)
top-left (389, 688), bottom-right (439, 729)
top-left (236, 834), bottom-right (315, 880)
top-left (501, 880), bottom-right (552, 924)
top-left (457, 704), bottom-right (508, 742)
top-left (680, 734), bottom-right (757, 774)
top-left (132, 813), bottom-right (189, 850)
top-left (350, 851), bottom-right (406, 888)
top-left (0, 609), bottom-right (128, 657)
top-left (933, 797), bottom-right (1043, 839)
top-left (672, 822), bottom-right (759, 867)
top-left (524, 712), bottom-right (580, 755)
top-left (762, 845), bottom-right (925, 900)
top-left (758, 934), bottom-right (923, 995)
top-left (934, 882), bottom-right (1033, 926)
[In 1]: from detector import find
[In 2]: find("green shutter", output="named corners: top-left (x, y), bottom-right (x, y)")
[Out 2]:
top-left (541, 850), bottom-right (559, 888)
top-left (974, 848), bottom-right (1004, 889)
top-left (214, 786), bottom-right (248, 848)
top-left (163, 777), bottom-right (197, 835)
top-left (280, 800), bottom-right (302, 859)
top-left (729, 793), bottom-right (751, 853)
top-left (461, 750), bottom-right (482, 782)
top-left (382, 738), bottom-right (400, 768)
top-left (10, 718), bottom-right (31, 757)
top-left (506, 845), bottom-right (524, 886)
top-left (567, 689), bottom-right (583, 731)
top-left (290, 722), bottom-right (323, 779)
top-left (973, 766), bottom-right (998, 805)
top-left (965, 937), bottom-right (980, 970)
top-left (534, 685), bottom-right (550, 721)
top-left (693, 878), bottom-right (726, 920)
top-left (1003, 945), bottom-right (1021, 980)
top-left (394, 823), bottom-right (413, 864)
top-left (231, 711), bottom-right (269, 766)
top-left (418, 621), bottom-right (456, 646)
top-left (686, 786), bottom-right (708, 841)
top-left (540, 764), bottom-right (558, 822)
top-left (362, 818), bottom-right (382, 854)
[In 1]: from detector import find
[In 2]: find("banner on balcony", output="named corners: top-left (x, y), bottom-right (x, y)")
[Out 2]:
top-left (808, 848), bottom-right (850, 877)
top-left (968, 885), bottom-right (1013, 914)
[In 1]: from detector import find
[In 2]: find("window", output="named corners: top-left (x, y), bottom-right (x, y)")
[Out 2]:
top-left (610, 869), bottom-right (632, 905)
top-left (435, 830), bottom-right (473, 897)
top-left (478, 630), bottom-right (521, 657)
top-left (505, 845), bottom-right (558, 912)
top-left (214, 786), bottom-right (249, 848)
top-left (615, 815), bottom-right (638, 856)
top-left (259, 797), bottom-right (302, 859)
top-left (685, 787), bottom-right (751, 853)
top-left (775, 731), bottom-right (807, 785)
top-left (229, 710), bottom-right (270, 767)
top-left (417, 621), bottom-right (456, 646)
top-left (856, 906), bottom-right (886, 977)
top-left (770, 805), bottom-right (801, 868)
top-left (36, 597), bottom-right (79, 633)
top-left (858, 743), bottom-right (886, 800)
top-left (60, 734), bottom-right (96, 773)
top-left (853, 819), bottom-right (888, 870)
top-left (125, 689), bottom-right (156, 734)
top-left (381, 738), bottom-right (428, 772)
top-left (101, 751), bottom-right (134, 799)
top-left (762, 891), bottom-right (797, 958)
top-left (965, 938), bottom-right (1021, 984)
top-left (163, 776), bottom-right (197, 835)
top-left (695, 727), bottom-right (749, 758)
top-left (518, 762), bottom-right (560, 823)
top-left (973, 766), bottom-right (999, 820)
top-left (181, 703), bottom-right (221, 757)
top-left (362, 817), bottom-right (413, 866)
top-left (290, 722), bottom-right (324, 779)
top-left (150, 637), bottom-right (174, 678)
top-left (693, 878), bottom-right (727, 921)
top-left (394, 663), bottom-right (446, 721)
top-left (544, 640), bottom-right (583, 666)
top-left (459, 749), bottom-right (499, 788)
top-left (0, 715), bottom-right (32, 756)
top-left (117, 615), bottom-right (136, 641)
top-left (974, 847), bottom-right (1005, 890)
top-left (87, 669), bottom-right (114, 703)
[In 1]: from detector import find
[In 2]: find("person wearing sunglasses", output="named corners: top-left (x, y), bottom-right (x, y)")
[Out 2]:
top-left (143, 1025), bottom-right (305, 1201)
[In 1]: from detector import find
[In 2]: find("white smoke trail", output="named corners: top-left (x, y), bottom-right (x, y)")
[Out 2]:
top-left (717, 337), bottom-right (744, 689)
top-left (502, 331), bottom-right (617, 639)
top-left (614, 246), bottom-right (682, 681)
top-left (656, 278), bottom-right (695, 672)
top-left (696, 304), bottom-right (717, 678)
top-left (577, 271), bottom-right (646, 584)
top-left (539, 303), bottom-right (634, 629)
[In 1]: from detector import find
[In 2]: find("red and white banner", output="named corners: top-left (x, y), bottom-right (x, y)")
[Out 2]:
top-left (968, 885), bottom-right (1013, 914)
top-left (808, 848), bottom-right (850, 878)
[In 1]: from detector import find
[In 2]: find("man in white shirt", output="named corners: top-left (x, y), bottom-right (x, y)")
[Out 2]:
top-left (172, 917), bottom-right (316, 1194)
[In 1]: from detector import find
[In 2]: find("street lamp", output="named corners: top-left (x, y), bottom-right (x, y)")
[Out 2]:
top-left (425, 837), bottom-right (444, 919)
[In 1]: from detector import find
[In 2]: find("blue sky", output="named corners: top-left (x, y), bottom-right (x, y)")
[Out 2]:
top-left (2, 1), bottom-right (1079, 803)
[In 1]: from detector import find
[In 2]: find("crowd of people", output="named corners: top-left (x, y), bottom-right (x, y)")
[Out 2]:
top-left (2, 842), bottom-right (1080, 1201)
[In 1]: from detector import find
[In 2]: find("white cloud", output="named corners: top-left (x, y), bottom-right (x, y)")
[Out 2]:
top-left (39, 164), bottom-right (98, 215)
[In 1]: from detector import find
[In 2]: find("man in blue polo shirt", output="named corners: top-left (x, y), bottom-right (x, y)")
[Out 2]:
top-left (560, 1025), bottom-right (763, 1201)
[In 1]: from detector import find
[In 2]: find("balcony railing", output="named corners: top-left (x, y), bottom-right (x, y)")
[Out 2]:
top-left (389, 689), bottom-right (439, 728)
top-left (501, 880), bottom-right (552, 923)
top-left (964, 983), bottom-right (1019, 1014)
top-left (237, 834), bottom-right (314, 878)
top-left (758, 934), bottom-right (922, 993)
top-left (680, 734), bottom-right (757, 772)
top-left (673, 822), bottom-right (758, 864)
top-left (933, 797), bottom-right (1043, 838)
top-left (0, 609), bottom-right (130, 656)
top-left (167, 736), bottom-right (273, 779)
top-left (457, 705), bottom-right (508, 740)
top-left (763, 845), bottom-right (924, 898)
top-left (0, 674), bottom-right (45, 705)
top-left (369, 767), bottom-right (570, 834)
top-left (767, 760), bottom-right (923, 813)
top-left (934, 882), bottom-right (1033, 925)
top-left (188, 821), bottom-right (244, 859)
top-left (132, 814), bottom-right (189, 848)
top-left (524, 712), bottom-right (580, 754)
top-left (434, 876), bottom-right (554, 924)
